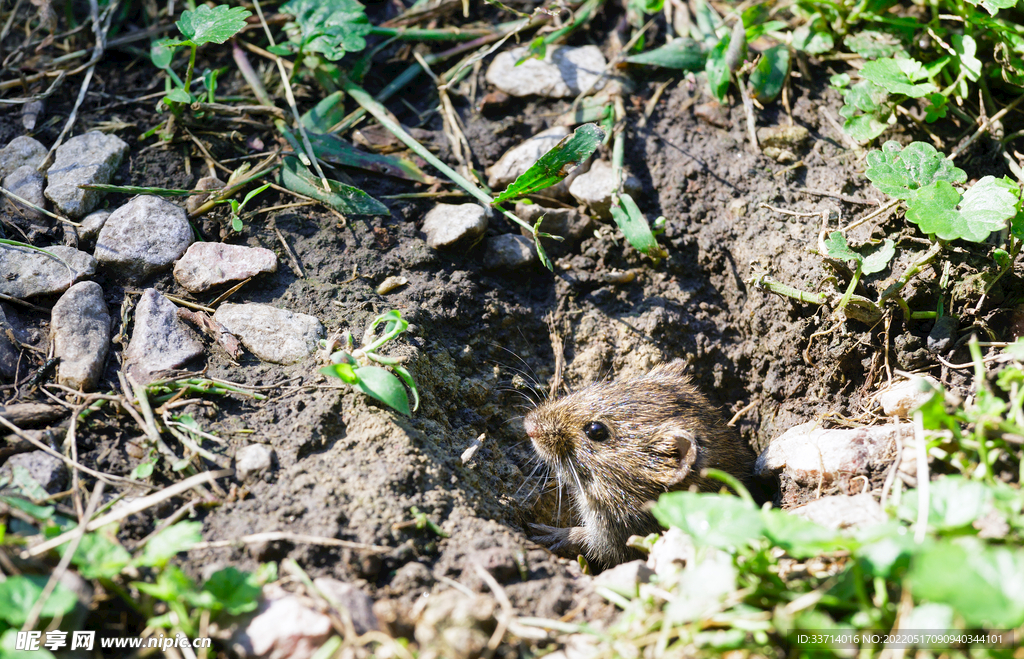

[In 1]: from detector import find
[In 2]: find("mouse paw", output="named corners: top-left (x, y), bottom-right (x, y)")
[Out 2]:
top-left (529, 524), bottom-right (586, 557)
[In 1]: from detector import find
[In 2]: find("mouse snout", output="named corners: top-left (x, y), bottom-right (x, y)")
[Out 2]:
top-left (523, 416), bottom-right (539, 439)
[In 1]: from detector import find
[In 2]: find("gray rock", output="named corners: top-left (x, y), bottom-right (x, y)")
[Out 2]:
top-left (646, 527), bottom-right (695, 577)
top-left (568, 159), bottom-right (642, 219)
top-left (0, 243), bottom-right (97, 298)
top-left (927, 315), bottom-right (958, 354)
top-left (78, 209), bottom-right (111, 251)
top-left (235, 443), bottom-right (274, 481)
top-left (791, 493), bottom-right (886, 530)
top-left (0, 306), bottom-right (18, 381)
top-left (50, 281), bottom-right (110, 391)
top-left (95, 195), bottom-right (193, 281)
top-left (234, 589), bottom-right (333, 659)
top-left (3, 165), bottom-right (47, 221)
top-left (421, 204), bottom-right (488, 249)
top-left (486, 126), bottom-right (569, 191)
top-left (593, 560), bottom-right (653, 598)
top-left (125, 289), bottom-right (204, 384)
top-left (313, 577), bottom-right (380, 635)
top-left (755, 421), bottom-right (905, 486)
top-left (516, 202), bottom-right (594, 244)
top-left (44, 131), bottom-right (128, 218)
top-left (173, 242), bottom-right (278, 293)
top-left (213, 303), bottom-right (323, 365)
top-left (0, 136), bottom-right (46, 179)
top-left (484, 234), bottom-right (536, 269)
top-left (21, 100), bottom-right (44, 132)
top-left (485, 45), bottom-right (607, 98)
top-left (1, 451), bottom-right (67, 495)
top-left (185, 175), bottom-right (224, 215)
top-left (756, 124), bottom-right (810, 150)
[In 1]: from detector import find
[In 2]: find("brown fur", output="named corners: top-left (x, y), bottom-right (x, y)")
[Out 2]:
top-left (523, 361), bottom-right (756, 567)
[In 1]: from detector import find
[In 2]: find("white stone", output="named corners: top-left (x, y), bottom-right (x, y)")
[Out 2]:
top-left (0, 244), bottom-right (96, 298)
top-left (3, 165), bottom-right (46, 221)
top-left (44, 131), bottom-right (128, 218)
top-left (486, 126), bottom-right (569, 190)
top-left (95, 195), bottom-right (193, 280)
top-left (791, 493), bottom-right (887, 530)
top-left (484, 234), bottom-right (535, 269)
top-left (421, 203), bottom-right (488, 249)
top-left (125, 289), bottom-right (204, 384)
top-left (235, 443), bottom-right (274, 481)
top-left (50, 281), bottom-right (110, 391)
top-left (877, 376), bottom-right (940, 418)
top-left (755, 421), bottom-right (905, 486)
top-left (0, 136), bottom-right (46, 179)
top-left (646, 527), bottom-right (695, 577)
top-left (78, 209), bottom-right (111, 251)
top-left (485, 45), bottom-right (607, 98)
top-left (173, 242), bottom-right (278, 293)
top-left (213, 303), bottom-right (323, 365)
top-left (242, 593), bottom-right (333, 659)
top-left (593, 559), bottom-right (653, 598)
top-left (568, 159), bottom-right (642, 219)
top-left (313, 578), bottom-right (380, 635)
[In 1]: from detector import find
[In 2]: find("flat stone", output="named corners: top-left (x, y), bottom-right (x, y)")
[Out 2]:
top-left (486, 126), bottom-right (569, 191)
top-left (516, 202), bottom-right (593, 244)
top-left (78, 209), bottom-right (111, 251)
top-left (95, 195), bottom-right (193, 281)
top-left (236, 590), bottom-right (333, 659)
top-left (50, 281), bottom-right (110, 391)
top-left (755, 421), bottom-right (904, 486)
top-left (877, 376), bottom-right (941, 418)
top-left (125, 289), bottom-right (204, 384)
top-left (756, 124), bottom-right (810, 150)
top-left (213, 303), bottom-right (323, 365)
top-left (4, 165), bottom-right (47, 221)
top-left (173, 242), bottom-right (278, 293)
top-left (791, 493), bottom-right (886, 530)
top-left (593, 560), bottom-right (654, 599)
top-left (485, 45), bottom-right (606, 98)
top-left (568, 159), bottom-right (642, 219)
top-left (484, 234), bottom-right (536, 269)
top-left (235, 443), bottom-right (274, 481)
top-left (313, 578), bottom-right (380, 635)
top-left (0, 243), bottom-right (97, 298)
top-left (1, 451), bottom-right (67, 495)
top-left (186, 175), bottom-right (224, 215)
top-left (0, 136), bottom-right (46, 179)
top-left (421, 204), bottom-right (488, 249)
top-left (44, 131), bottom-right (128, 218)
top-left (0, 306), bottom-right (18, 381)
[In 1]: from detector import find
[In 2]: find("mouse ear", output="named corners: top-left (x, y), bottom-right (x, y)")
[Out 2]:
top-left (662, 427), bottom-right (698, 487)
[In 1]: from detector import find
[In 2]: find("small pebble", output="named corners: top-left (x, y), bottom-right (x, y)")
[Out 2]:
top-left (484, 234), bottom-right (536, 270)
top-left (568, 160), bottom-right (642, 219)
top-left (485, 45), bottom-right (606, 98)
top-left (877, 376), bottom-right (940, 418)
top-left (1, 451), bottom-right (67, 495)
top-left (487, 126), bottom-right (569, 191)
top-left (234, 589), bottom-right (333, 659)
top-left (235, 443), bottom-right (274, 481)
top-left (173, 242), bottom-right (278, 293)
top-left (77, 209), bottom-right (111, 251)
top-left (515, 202), bottom-right (593, 244)
top-left (44, 131), bottom-right (128, 218)
top-left (3, 165), bottom-right (47, 221)
top-left (313, 578), bottom-right (380, 634)
top-left (375, 275), bottom-right (408, 295)
top-left (0, 136), bottom-right (46, 179)
top-left (213, 303), bottom-right (323, 365)
top-left (421, 204), bottom-right (488, 249)
top-left (124, 289), bottom-right (204, 384)
top-left (0, 243), bottom-right (97, 298)
top-left (757, 124), bottom-right (810, 150)
top-left (792, 493), bottom-right (886, 530)
top-left (50, 281), bottom-right (110, 391)
top-left (185, 175), bottom-right (225, 215)
top-left (95, 195), bottom-right (193, 280)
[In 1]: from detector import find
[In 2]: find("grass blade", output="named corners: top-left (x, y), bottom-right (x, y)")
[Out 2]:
top-left (492, 123), bottom-right (604, 205)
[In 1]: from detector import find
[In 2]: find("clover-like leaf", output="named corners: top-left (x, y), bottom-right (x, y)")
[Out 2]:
top-left (823, 231), bottom-right (861, 264)
top-left (865, 141), bottom-right (966, 200)
top-left (839, 80), bottom-right (894, 142)
top-left (176, 5), bottom-right (251, 46)
top-left (860, 239), bottom-right (895, 275)
top-left (860, 58), bottom-right (936, 98)
top-left (844, 30), bottom-right (908, 60)
top-left (137, 521), bottom-right (203, 568)
top-left (964, 0), bottom-right (1017, 16)
top-left (953, 34), bottom-right (982, 82)
top-left (281, 0), bottom-right (372, 60)
top-left (905, 176), bottom-right (1019, 243)
top-left (202, 567), bottom-right (262, 615)
top-left (749, 44), bottom-right (789, 104)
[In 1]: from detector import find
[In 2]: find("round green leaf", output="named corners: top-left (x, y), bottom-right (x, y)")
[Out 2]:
top-left (354, 366), bottom-right (411, 416)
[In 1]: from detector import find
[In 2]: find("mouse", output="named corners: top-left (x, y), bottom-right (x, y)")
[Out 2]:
top-left (522, 360), bottom-right (756, 567)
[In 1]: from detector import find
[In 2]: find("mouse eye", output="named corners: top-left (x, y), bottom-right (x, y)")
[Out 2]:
top-left (583, 421), bottom-right (609, 442)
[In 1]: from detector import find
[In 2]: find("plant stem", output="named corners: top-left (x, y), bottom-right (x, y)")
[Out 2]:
top-left (750, 275), bottom-right (827, 305)
top-left (369, 26), bottom-right (494, 40)
top-left (877, 241), bottom-right (944, 306)
top-left (183, 43), bottom-right (197, 96)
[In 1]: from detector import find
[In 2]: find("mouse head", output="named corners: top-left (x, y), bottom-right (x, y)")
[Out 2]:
top-left (523, 362), bottom-right (709, 513)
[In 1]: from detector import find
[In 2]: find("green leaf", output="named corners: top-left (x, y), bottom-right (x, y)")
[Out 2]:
top-left (1004, 338), bottom-right (1024, 361)
top-left (964, 0), bottom-right (1018, 16)
top-left (792, 16), bottom-right (833, 54)
top-left (861, 239), bottom-right (895, 275)
top-left (131, 451), bottom-right (157, 480)
top-left (705, 34), bottom-right (731, 102)
top-left (321, 362), bottom-right (359, 384)
top-left (864, 141), bottom-right (966, 200)
top-left (11, 465), bottom-right (48, 501)
top-left (278, 156), bottom-right (389, 216)
top-left (163, 87), bottom-right (192, 105)
top-left (231, 216), bottom-right (243, 232)
top-left (151, 38), bottom-right (176, 69)
top-left (924, 93), bottom-right (948, 123)
top-left (304, 132), bottom-right (435, 184)
top-left (609, 193), bottom-right (667, 264)
top-left (134, 565), bottom-right (196, 601)
top-left (176, 5), bottom-right (252, 46)
top-left (0, 575), bottom-right (78, 626)
top-left (854, 521), bottom-right (915, 578)
top-left (65, 528), bottom-right (132, 579)
top-left (824, 231), bottom-right (861, 263)
top-left (493, 124), bottom-right (604, 205)
top-left (1, 629), bottom-right (57, 659)
top-left (860, 58), bottom-right (936, 97)
top-left (651, 492), bottom-right (765, 549)
top-left (908, 538), bottom-right (1024, 627)
top-left (830, 73), bottom-right (850, 89)
top-left (952, 34), bottom-right (982, 82)
top-left (202, 567), bottom-right (262, 615)
top-left (897, 476), bottom-right (992, 531)
top-left (844, 30), bottom-right (909, 60)
top-left (749, 45), bottom-right (789, 104)
top-left (281, 0), bottom-right (372, 60)
top-left (839, 81), bottom-right (894, 142)
top-left (1, 495), bottom-right (53, 520)
top-left (353, 366), bottom-right (411, 416)
top-left (906, 176), bottom-right (1019, 243)
top-left (625, 38), bottom-right (707, 70)
top-left (761, 510), bottom-right (852, 558)
top-left (390, 364), bottom-right (420, 413)
top-left (137, 521), bottom-right (203, 568)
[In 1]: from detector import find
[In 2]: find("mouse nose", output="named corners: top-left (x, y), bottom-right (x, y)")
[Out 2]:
top-left (523, 416), bottom-right (538, 439)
